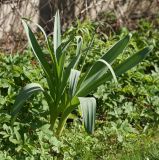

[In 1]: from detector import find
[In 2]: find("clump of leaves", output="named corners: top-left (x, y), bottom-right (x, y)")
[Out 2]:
top-left (11, 11), bottom-right (152, 137)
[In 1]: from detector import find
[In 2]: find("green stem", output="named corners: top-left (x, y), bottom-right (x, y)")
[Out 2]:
top-left (50, 113), bottom-right (57, 131)
top-left (44, 92), bottom-right (57, 131)
top-left (56, 117), bottom-right (68, 137)
top-left (49, 102), bottom-right (58, 132)
top-left (56, 100), bottom-right (79, 136)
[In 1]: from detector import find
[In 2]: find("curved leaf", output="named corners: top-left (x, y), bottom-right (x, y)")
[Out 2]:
top-left (76, 59), bottom-right (117, 96)
top-left (99, 47), bottom-right (152, 84)
top-left (69, 69), bottom-right (80, 98)
top-left (76, 34), bottom-right (131, 96)
top-left (79, 97), bottom-right (96, 134)
top-left (22, 20), bottom-right (52, 79)
top-left (79, 34), bottom-right (131, 84)
top-left (114, 47), bottom-right (152, 76)
top-left (98, 59), bottom-right (118, 83)
top-left (58, 36), bottom-right (83, 97)
top-left (77, 47), bottom-right (151, 96)
top-left (11, 83), bottom-right (44, 117)
top-left (58, 36), bottom-right (74, 80)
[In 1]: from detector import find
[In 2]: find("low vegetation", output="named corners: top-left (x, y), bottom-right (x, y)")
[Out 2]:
top-left (0, 13), bottom-right (159, 159)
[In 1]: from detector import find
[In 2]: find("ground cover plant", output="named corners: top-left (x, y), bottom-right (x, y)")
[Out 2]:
top-left (0, 14), bottom-right (159, 159)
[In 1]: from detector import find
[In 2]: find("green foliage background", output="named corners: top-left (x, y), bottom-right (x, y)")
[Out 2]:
top-left (0, 19), bottom-right (159, 159)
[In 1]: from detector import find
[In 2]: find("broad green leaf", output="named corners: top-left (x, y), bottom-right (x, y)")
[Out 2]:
top-left (60, 96), bottom-right (79, 117)
top-left (100, 47), bottom-right (152, 83)
top-left (34, 22), bottom-right (55, 60)
top-left (33, 21), bottom-right (59, 89)
top-left (11, 83), bottom-right (44, 117)
top-left (26, 20), bottom-right (57, 72)
top-left (57, 36), bottom-right (73, 62)
top-left (79, 97), bottom-right (96, 134)
top-left (79, 34), bottom-right (131, 85)
top-left (64, 36), bottom-right (82, 77)
top-left (22, 20), bottom-right (52, 79)
top-left (58, 37), bottom-right (74, 82)
top-left (64, 36), bottom-right (82, 72)
top-left (114, 47), bottom-right (152, 76)
top-left (54, 10), bottom-right (61, 55)
top-left (34, 22), bottom-right (49, 46)
top-left (58, 36), bottom-right (82, 97)
top-left (77, 47), bottom-right (152, 96)
top-left (69, 69), bottom-right (80, 98)
top-left (76, 34), bottom-right (131, 95)
top-left (76, 59), bottom-right (117, 96)
top-left (101, 34), bottom-right (131, 63)
top-left (22, 20), bottom-right (56, 98)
